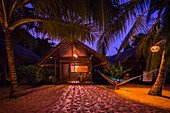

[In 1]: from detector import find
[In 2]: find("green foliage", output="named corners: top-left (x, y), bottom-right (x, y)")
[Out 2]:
top-left (104, 65), bottom-right (117, 77)
top-left (104, 63), bottom-right (131, 78)
top-left (16, 65), bottom-right (54, 85)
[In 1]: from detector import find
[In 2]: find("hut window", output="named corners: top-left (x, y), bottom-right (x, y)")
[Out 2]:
top-left (71, 66), bottom-right (88, 72)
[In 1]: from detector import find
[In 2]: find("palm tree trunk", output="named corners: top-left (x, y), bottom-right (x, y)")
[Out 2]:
top-left (4, 63), bottom-right (8, 86)
top-left (148, 49), bottom-right (166, 96)
top-left (4, 29), bottom-right (19, 98)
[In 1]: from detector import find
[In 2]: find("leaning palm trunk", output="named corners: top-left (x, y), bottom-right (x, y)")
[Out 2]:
top-left (148, 49), bottom-right (166, 96)
top-left (5, 29), bottom-right (19, 98)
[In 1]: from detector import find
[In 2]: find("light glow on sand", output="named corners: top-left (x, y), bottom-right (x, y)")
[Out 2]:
top-left (115, 85), bottom-right (170, 110)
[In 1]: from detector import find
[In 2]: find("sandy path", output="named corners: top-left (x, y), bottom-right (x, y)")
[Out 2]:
top-left (0, 85), bottom-right (169, 113)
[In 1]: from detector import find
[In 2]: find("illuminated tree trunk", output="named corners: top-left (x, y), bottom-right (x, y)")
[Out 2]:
top-left (5, 29), bottom-right (19, 98)
top-left (148, 49), bottom-right (166, 96)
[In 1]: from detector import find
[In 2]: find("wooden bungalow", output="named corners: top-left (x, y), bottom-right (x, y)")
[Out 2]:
top-left (36, 40), bottom-right (109, 83)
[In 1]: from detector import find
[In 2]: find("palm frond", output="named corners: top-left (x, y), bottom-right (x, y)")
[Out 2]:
top-left (118, 15), bottom-right (148, 54)
top-left (1, 0), bottom-right (7, 28)
top-left (37, 19), bottom-right (97, 43)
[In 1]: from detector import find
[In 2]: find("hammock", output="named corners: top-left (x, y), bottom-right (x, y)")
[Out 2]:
top-left (95, 68), bottom-right (160, 86)
top-left (95, 69), bottom-right (142, 86)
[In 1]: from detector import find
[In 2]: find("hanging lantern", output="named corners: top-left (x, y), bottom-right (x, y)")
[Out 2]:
top-left (50, 56), bottom-right (53, 59)
top-left (73, 54), bottom-right (78, 58)
top-left (150, 45), bottom-right (160, 52)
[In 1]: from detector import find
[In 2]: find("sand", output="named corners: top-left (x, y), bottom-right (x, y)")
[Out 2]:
top-left (0, 84), bottom-right (169, 113)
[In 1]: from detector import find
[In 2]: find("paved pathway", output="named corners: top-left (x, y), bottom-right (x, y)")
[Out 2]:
top-left (0, 85), bottom-right (169, 113)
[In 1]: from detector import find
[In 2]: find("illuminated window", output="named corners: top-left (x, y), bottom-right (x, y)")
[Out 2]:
top-left (71, 66), bottom-right (88, 72)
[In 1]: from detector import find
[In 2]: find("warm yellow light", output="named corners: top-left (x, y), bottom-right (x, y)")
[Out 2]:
top-left (151, 46), bottom-right (160, 52)
top-left (75, 66), bottom-right (78, 72)
top-left (73, 54), bottom-right (78, 58)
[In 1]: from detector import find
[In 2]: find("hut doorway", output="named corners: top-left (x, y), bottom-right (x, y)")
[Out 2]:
top-left (62, 63), bottom-right (70, 80)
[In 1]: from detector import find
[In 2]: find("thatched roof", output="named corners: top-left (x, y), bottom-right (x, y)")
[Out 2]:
top-left (37, 40), bottom-right (109, 67)
top-left (107, 48), bottom-right (136, 65)
top-left (0, 39), bottom-right (40, 67)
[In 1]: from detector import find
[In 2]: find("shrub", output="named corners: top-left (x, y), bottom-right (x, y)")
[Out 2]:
top-left (16, 65), bottom-right (54, 85)
top-left (104, 63), bottom-right (131, 79)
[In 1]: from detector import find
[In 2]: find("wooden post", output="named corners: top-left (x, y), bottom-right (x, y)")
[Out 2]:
top-left (59, 62), bottom-right (62, 80)
top-left (89, 59), bottom-right (92, 81)
top-left (54, 59), bottom-right (57, 83)
top-left (72, 42), bottom-right (73, 57)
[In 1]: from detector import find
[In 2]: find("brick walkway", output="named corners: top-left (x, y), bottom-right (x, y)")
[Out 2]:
top-left (0, 85), bottom-right (169, 113)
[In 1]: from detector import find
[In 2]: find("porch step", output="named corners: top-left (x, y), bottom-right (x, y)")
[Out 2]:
top-left (67, 81), bottom-right (94, 85)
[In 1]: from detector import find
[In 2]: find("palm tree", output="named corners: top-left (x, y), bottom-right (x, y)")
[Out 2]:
top-left (148, 46), bottom-right (166, 96)
top-left (117, 0), bottom-right (170, 96)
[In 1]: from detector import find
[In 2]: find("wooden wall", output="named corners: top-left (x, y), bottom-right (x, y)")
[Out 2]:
top-left (59, 57), bottom-right (92, 81)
